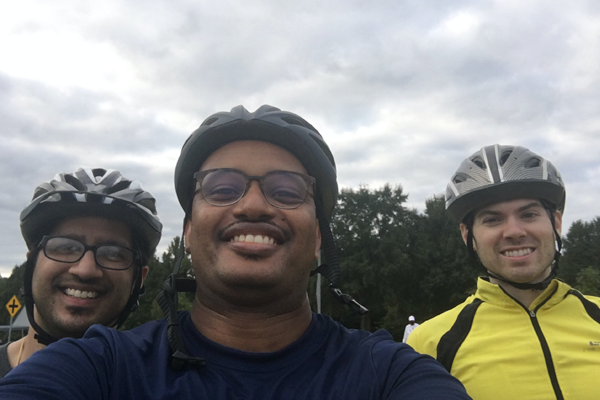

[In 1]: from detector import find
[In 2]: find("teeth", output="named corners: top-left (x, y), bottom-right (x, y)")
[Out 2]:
top-left (503, 248), bottom-right (533, 257)
top-left (232, 234), bottom-right (275, 245)
top-left (65, 288), bottom-right (98, 299)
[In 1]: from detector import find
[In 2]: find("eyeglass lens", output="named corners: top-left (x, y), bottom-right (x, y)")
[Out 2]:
top-left (199, 169), bottom-right (312, 208)
top-left (44, 237), bottom-right (134, 270)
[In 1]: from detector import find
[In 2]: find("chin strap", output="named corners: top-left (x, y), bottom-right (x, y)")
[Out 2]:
top-left (487, 263), bottom-right (558, 291)
top-left (22, 250), bottom-right (58, 346)
top-left (155, 233), bottom-right (205, 371)
top-left (311, 204), bottom-right (368, 315)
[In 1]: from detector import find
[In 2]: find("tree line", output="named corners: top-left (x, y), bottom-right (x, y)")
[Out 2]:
top-left (2, 184), bottom-right (599, 342)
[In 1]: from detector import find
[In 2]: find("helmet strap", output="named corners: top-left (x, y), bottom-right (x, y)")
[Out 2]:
top-left (23, 248), bottom-right (57, 346)
top-left (156, 221), bottom-right (204, 370)
top-left (312, 202), bottom-right (368, 315)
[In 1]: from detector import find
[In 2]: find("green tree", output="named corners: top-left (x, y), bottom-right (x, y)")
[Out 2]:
top-left (121, 236), bottom-right (194, 330)
top-left (409, 195), bottom-right (479, 320)
top-left (575, 266), bottom-right (600, 297)
top-left (320, 184), bottom-right (417, 339)
top-left (313, 190), bottom-right (480, 341)
top-left (560, 217), bottom-right (600, 290)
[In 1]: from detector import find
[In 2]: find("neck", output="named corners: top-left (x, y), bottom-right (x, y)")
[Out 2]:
top-left (190, 294), bottom-right (313, 353)
top-left (489, 277), bottom-right (545, 308)
top-left (7, 328), bottom-right (47, 368)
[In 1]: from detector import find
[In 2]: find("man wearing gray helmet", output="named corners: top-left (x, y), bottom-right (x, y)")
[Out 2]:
top-left (0, 167), bottom-right (161, 378)
top-left (408, 144), bottom-right (600, 400)
top-left (0, 106), bottom-right (470, 399)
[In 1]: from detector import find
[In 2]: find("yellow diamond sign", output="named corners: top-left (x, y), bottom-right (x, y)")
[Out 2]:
top-left (6, 295), bottom-right (21, 318)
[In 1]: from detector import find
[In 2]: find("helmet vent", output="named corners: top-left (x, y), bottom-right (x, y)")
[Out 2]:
top-left (525, 158), bottom-right (541, 168)
top-left (202, 117), bottom-right (218, 127)
top-left (281, 116), bottom-right (308, 128)
top-left (471, 157), bottom-right (485, 169)
top-left (107, 180), bottom-right (131, 194)
top-left (499, 151), bottom-right (512, 166)
top-left (64, 174), bottom-right (86, 191)
top-left (452, 173), bottom-right (468, 184)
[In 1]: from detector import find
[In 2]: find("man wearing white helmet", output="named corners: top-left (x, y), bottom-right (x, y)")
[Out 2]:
top-left (0, 167), bottom-right (161, 378)
top-left (407, 144), bottom-right (600, 400)
top-left (402, 316), bottom-right (418, 343)
top-left (0, 106), bottom-right (471, 399)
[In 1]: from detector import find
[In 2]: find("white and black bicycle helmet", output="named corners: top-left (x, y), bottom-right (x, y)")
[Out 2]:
top-left (445, 144), bottom-right (565, 290)
top-left (446, 144), bottom-right (565, 223)
top-left (20, 167), bottom-right (162, 344)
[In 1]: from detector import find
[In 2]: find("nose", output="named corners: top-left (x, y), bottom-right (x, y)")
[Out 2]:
top-left (232, 181), bottom-right (276, 220)
top-left (68, 250), bottom-right (103, 280)
top-left (503, 216), bottom-right (527, 240)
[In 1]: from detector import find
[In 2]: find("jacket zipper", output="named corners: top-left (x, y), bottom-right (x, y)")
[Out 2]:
top-left (528, 309), bottom-right (564, 400)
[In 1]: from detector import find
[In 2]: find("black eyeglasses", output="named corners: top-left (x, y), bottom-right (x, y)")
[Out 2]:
top-left (38, 236), bottom-right (139, 271)
top-left (193, 168), bottom-right (316, 209)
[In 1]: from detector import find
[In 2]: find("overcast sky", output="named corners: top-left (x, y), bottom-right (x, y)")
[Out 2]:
top-left (1, 0), bottom-right (599, 277)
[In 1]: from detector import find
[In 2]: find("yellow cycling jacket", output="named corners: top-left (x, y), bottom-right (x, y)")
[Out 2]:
top-left (407, 278), bottom-right (600, 400)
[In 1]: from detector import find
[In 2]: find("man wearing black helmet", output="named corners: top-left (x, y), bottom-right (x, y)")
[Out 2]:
top-left (0, 167), bottom-right (161, 378)
top-left (0, 106), bottom-right (470, 399)
top-left (408, 144), bottom-right (600, 400)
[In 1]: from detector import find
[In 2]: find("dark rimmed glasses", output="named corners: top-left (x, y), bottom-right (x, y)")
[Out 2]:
top-left (193, 168), bottom-right (316, 209)
top-left (39, 236), bottom-right (139, 271)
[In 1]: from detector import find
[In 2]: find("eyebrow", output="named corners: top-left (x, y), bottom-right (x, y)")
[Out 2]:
top-left (54, 234), bottom-right (132, 248)
top-left (475, 201), bottom-right (543, 219)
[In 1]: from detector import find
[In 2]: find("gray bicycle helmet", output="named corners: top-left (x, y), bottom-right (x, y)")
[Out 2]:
top-left (446, 144), bottom-right (565, 223)
top-left (20, 167), bottom-right (162, 345)
top-left (21, 167), bottom-right (162, 259)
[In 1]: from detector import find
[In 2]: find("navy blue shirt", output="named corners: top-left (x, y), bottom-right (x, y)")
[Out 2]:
top-left (0, 312), bottom-right (470, 399)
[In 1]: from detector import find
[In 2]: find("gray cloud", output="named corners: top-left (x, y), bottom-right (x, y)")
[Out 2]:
top-left (1, 0), bottom-right (600, 275)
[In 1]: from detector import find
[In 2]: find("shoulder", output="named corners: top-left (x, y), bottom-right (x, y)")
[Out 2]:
top-left (313, 315), bottom-right (470, 399)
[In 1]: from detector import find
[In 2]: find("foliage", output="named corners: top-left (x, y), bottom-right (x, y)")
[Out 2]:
top-left (318, 189), bottom-right (479, 340)
top-left (0, 262), bottom-right (27, 342)
top-left (121, 236), bottom-right (194, 330)
top-left (3, 190), bottom-right (600, 341)
top-left (559, 218), bottom-right (600, 294)
top-left (574, 266), bottom-right (600, 297)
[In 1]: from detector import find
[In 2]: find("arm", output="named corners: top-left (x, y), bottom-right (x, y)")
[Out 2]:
top-left (0, 336), bottom-right (112, 400)
top-left (371, 338), bottom-right (471, 400)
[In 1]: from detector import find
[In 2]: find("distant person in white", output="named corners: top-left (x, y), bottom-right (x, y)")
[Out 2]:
top-left (402, 316), bottom-right (419, 343)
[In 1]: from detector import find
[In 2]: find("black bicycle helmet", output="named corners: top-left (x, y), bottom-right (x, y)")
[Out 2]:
top-left (445, 144), bottom-right (565, 291)
top-left (159, 105), bottom-right (366, 370)
top-left (175, 104), bottom-right (338, 221)
top-left (446, 144), bottom-right (565, 223)
top-left (20, 167), bottom-right (162, 344)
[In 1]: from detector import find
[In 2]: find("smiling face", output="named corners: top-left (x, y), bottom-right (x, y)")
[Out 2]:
top-left (31, 216), bottom-right (147, 338)
top-left (460, 198), bottom-right (561, 285)
top-left (184, 140), bottom-right (321, 311)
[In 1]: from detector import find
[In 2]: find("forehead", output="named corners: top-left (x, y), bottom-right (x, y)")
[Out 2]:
top-left (474, 198), bottom-right (544, 217)
top-left (200, 140), bottom-right (308, 175)
top-left (50, 216), bottom-right (132, 245)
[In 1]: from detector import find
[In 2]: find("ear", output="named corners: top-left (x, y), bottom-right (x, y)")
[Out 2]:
top-left (459, 223), bottom-right (469, 246)
top-left (139, 266), bottom-right (149, 286)
top-left (460, 223), bottom-right (477, 252)
top-left (184, 219), bottom-right (192, 254)
top-left (314, 221), bottom-right (322, 261)
top-left (553, 210), bottom-right (563, 235)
